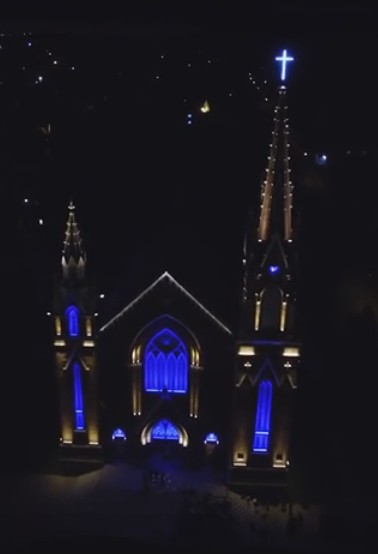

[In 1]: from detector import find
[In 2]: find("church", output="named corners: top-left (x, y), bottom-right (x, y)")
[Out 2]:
top-left (52, 50), bottom-right (301, 492)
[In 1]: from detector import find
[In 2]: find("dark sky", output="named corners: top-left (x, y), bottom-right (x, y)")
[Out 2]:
top-left (1, 11), bottom-right (377, 494)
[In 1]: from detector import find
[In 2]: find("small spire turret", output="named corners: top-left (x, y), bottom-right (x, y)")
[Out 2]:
top-left (61, 201), bottom-right (86, 282)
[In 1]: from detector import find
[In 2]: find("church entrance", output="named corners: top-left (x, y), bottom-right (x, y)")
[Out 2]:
top-left (141, 418), bottom-right (188, 472)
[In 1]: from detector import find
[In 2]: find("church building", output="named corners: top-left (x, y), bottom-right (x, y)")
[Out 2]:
top-left (52, 50), bottom-right (301, 490)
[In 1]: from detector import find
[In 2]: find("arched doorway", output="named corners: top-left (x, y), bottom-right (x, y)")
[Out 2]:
top-left (140, 418), bottom-right (189, 471)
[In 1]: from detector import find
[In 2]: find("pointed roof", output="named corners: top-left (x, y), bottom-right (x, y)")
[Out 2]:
top-left (259, 233), bottom-right (290, 271)
top-left (61, 201), bottom-right (86, 282)
top-left (257, 85), bottom-right (294, 243)
top-left (100, 271), bottom-right (232, 335)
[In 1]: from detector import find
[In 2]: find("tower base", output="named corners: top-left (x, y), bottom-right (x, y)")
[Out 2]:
top-left (228, 467), bottom-right (289, 502)
top-left (59, 444), bottom-right (104, 475)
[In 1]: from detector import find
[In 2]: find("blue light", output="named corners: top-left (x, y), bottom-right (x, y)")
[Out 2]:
top-left (275, 49), bottom-right (294, 81)
top-left (252, 380), bottom-right (273, 453)
top-left (144, 328), bottom-right (188, 393)
top-left (112, 428), bottom-right (126, 440)
top-left (65, 305), bottom-right (79, 337)
top-left (315, 153), bottom-right (328, 166)
top-left (204, 432), bottom-right (219, 445)
top-left (268, 265), bottom-right (280, 275)
top-left (73, 363), bottom-right (85, 430)
top-left (151, 419), bottom-right (180, 441)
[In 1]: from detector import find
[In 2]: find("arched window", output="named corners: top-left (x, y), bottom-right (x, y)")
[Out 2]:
top-left (252, 380), bottom-right (273, 453)
top-left (112, 428), bottom-right (127, 440)
top-left (260, 286), bottom-right (281, 331)
top-left (73, 362), bottom-right (85, 430)
top-left (151, 419), bottom-right (180, 441)
top-left (65, 305), bottom-right (80, 337)
top-left (204, 432), bottom-right (219, 445)
top-left (144, 328), bottom-right (188, 393)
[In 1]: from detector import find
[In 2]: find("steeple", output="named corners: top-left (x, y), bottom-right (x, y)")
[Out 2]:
top-left (257, 85), bottom-right (293, 243)
top-left (242, 50), bottom-right (296, 311)
top-left (61, 200), bottom-right (86, 282)
top-left (230, 50), bottom-right (300, 485)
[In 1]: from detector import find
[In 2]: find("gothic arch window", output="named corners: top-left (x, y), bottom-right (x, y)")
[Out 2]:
top-left (73, 362), bottom-right (85, 430)
top-left (151, 419), bottom-right (180, 441)
top-left (112, 428), bottom-right (127, 440)
top-left (252, 380), bottom-right (273, 453)
top-left (260, 286), bottom-right (282, 331)
top-left (65, 305), bottom-right (80, 337)
top-left (144, 328), bottom-right (188, 393)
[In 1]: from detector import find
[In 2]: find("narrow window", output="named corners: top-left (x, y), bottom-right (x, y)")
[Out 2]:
top-left (73, 362), bottom-right (85, 430)
top-left (65, 305), bottom-right (80, 337)
top-left (252, 380), bottom-right (273, 452)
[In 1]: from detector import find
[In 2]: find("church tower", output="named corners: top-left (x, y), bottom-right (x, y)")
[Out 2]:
top-left (229, 51), bottom-right (300, 490)
top-left (53, 201), bottom-right (102, 467)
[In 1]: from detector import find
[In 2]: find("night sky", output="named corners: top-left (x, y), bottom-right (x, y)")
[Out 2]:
top-left (1, 9), bottom-right (377, 510)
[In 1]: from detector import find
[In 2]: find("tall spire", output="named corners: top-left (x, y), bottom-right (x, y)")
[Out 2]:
top-left (61, 200), bottom-right (86, 282)
top-left (257, 85), bottom-right (293, 242)
top-left (257, 49), bottom-right (295, 243)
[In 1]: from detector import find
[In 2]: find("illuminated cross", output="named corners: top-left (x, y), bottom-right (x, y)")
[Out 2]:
top-left (275, 49), bottom-right (294, 81)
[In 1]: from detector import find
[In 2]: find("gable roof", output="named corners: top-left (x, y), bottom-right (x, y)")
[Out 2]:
top-left (99, 271), bottom-right (232, 335)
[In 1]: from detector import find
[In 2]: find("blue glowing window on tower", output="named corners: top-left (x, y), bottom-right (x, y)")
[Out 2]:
top-left (252, 380), bottom-right (273, 453)
top-left (268, 265), bottom-right (280, 275)
top-left (151, 419), bottom-right (180, 441)
top-left (204, 432), bottom-right (219, 445)
top-left (144, 328), bottom-right (188, 393)
top-left (112, 428), bottom-right (126, 440)
top-left (73, 362), bottom-right (85, 430)
top-left (66, 305), bottom-right (80, 336)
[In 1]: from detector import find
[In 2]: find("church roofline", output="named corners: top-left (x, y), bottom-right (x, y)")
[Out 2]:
top-left (99, 271), bottom-right (232, 335)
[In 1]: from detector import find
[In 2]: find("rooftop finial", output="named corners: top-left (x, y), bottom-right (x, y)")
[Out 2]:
top-left (275, 49), bottom-right (294, 82)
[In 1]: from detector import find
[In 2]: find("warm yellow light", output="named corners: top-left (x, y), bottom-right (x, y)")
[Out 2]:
top-left (238, 345), bottom-right (255, 356)
top-left (283, 346), bottom-right (300, 357)
top-left (83, 340), bottom-right (95, 347)
top-left (88, 428), bottom-right (99, 444)
top-left (280, 301), bottom-right (287, 332)
top-left (62, 425), bottom-right (73, 444)
top-left (233, 451), bottom-right (247, 466)
top-left (132, 347), bottom-right (137, 364)
top-left (200, 99), bottom-right (210, 113)
top-left (54, 339), bottom-right (66, 347)
top-left (254, 300), bottom-right (261, 331)
top-left (55, 316), bottom-right (62, 336)
top-left (132, 345), bottom-right (141, 364)
top-left (85, 317), bottom-right (92, 337)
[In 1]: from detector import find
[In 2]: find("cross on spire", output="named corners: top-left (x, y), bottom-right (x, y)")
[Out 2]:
top-left (275, 49), bottom-right (294, 81)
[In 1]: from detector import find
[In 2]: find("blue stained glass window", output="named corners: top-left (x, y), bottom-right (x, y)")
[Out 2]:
top-left (144, 328), bottom-right (188, 393)
top-left (112, 428), bottom-right (126, 440)
top-left (252, 380), bottom-right (273, 453)
top-left (151, 419), bottom-right (180, 441)
top-left (204, 432), bottom-right (219, 444)
top-left (66, 305), bottom-right (80, 337)
top-left (73, 362), bottom-right (85, 430)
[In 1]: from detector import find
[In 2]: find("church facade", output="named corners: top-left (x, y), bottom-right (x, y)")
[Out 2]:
top-left (52, 62), bottom-right (300, 490)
